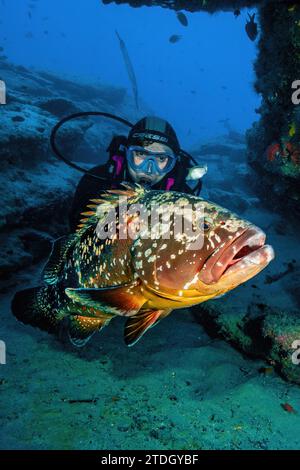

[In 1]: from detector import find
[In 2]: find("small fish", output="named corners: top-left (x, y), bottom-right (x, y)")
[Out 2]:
top-left (186, 165), bottom-right (208, 181)
top-left (281, 403), bottom-right (297, 414)
top-left (176, 12), bottom-right (188, 27)
top-left (115, 30), bottom-right (139, 110)
top-left (234, 9), bottom-right (241, 18)
top-left (25, 31), bottom-right (33, 39)
top-left (169, 34), bottom-right (182, 44)
top-left (245, 13), bottom-right (258, 41)
top-left (12, 185), bottom-right (274, 348)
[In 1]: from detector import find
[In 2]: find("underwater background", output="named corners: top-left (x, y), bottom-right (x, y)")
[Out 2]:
top-left (1, 0), bottom-right (300, 450)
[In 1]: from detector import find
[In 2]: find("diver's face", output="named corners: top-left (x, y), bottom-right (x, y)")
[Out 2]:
top-left (127, 142), bottom-right (175, 187)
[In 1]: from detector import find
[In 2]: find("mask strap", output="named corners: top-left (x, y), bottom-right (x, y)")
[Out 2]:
top-left (112, 155), bottom-right (125, 177)
top-left (165, 178), bottom-right (175, 191)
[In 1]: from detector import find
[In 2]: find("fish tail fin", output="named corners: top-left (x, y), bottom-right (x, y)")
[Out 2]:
top-left (11, 286), bottom-right (61, 334)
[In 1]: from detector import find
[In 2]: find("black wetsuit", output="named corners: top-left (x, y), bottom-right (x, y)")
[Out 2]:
top-left (69, 155), bottom-right (201, 232)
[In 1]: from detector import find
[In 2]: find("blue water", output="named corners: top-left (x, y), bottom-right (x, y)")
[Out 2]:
top-left (1, 0), bottom-right (259, 146)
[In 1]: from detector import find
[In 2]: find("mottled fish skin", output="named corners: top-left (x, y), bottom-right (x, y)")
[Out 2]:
top-left (12, 184), bottom-right (274, 346)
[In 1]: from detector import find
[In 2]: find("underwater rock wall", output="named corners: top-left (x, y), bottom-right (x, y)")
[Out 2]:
top-left (102, 0), bottom-right (260, 13)
top-left (247, 3), bottom-right (300, 218)
top-left (0, 59), bottom-right (131, 288)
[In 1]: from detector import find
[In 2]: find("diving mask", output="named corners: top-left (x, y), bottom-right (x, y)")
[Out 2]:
top-left (126, 145), bottom-right (177, 176)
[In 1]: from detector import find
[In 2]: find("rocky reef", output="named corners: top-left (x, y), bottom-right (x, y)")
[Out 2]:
top-left (247, 3), bottom-right (300, 219)
top-left (191, 136), bottom-right (300, 385)
top-left (104, 0), bottom-right (300, 218)
top-left (0, 58), bottom-right (139, 290)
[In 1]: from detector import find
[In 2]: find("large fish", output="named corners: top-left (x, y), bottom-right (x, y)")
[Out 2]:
top-left (12, 185), bottom-right (274, 347)
top-left (115, 30), bottom-right (139, 111)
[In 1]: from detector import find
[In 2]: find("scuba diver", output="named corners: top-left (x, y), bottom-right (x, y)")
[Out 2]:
top-left (69, 116), bottom-right (204, 231)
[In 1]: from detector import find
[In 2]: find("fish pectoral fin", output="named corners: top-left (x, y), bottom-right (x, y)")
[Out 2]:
top-left (42, 235), bottom-right (76, 285)
top-left (65, 282), bottom-right (146, 316)
top-left (124, 309), bottom-right (172, 347)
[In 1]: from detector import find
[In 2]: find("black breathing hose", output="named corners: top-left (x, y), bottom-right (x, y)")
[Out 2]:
top-left (50, 111), bottom-right (133, 181)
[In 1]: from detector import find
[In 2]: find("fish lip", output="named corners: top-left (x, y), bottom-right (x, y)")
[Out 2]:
top-left (222, 244), bottom-right (275, 278)
top-left (198, 226), bottom-right (271, 285)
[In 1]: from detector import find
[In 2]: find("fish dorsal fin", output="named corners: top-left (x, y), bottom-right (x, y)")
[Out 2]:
top-left (76, 183), bottom-right (146, 233)
top-left (103, 183), bottom-right (146, 205)
top-left (124, 309), bottom-right (172, 347)
top-left (65, 281), bottom-right (146, 316)
top-left (42, 235), bottom-right (76, 285)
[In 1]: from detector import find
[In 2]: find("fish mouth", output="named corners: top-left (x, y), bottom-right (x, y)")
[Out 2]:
top-left (198, 226), bottom-right (275, 285)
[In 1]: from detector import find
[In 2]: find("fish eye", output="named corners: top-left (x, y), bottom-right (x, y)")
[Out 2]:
top-left (200, 220), bottom-right (211, 231)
